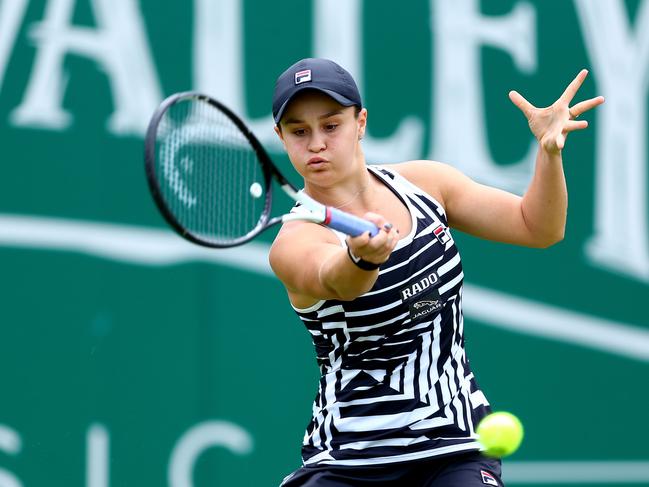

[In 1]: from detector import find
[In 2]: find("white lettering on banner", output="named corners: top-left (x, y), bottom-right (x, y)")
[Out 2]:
top-left (168, 421), bottom-right (253, 487)
top-left (86, 424), bottom-right (109, 487)
top-left (0, 0), bottom-right (28, 93)
top-left (430, 0), bottom-right (538, 193)
top-left (0, 425), bottom-right (22, 487)
top-left (313, 0), bottom-right (424, 161)
top-left (193, 0), bottom-right (279, 148)
top-left (1, 0), bottom-right (647, 281)
top-left (10, 0), bottom-right (161, 135)
top-left (575, 0), bottom-right (649, 282)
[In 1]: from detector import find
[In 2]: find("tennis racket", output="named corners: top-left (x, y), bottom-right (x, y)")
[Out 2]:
top-left (144, 91), bottom-right (380, 248)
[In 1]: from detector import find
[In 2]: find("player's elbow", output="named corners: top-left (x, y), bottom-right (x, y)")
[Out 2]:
top-left (334, 291), bottom-right (360, 302)
top-left (532, 228), bottom-right (565, 248)
top-left (323, 280), bottom-right (370, 301)
top-left (334, 287), bottom-right (371, 302)
top-left (322, 277), bottom-right (374, 301)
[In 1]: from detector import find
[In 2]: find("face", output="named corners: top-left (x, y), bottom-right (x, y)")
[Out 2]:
top-left (275, 90), bottom-right (367, 185)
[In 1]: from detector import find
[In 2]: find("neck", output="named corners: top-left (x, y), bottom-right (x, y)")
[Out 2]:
top-left (305, 166), bottom-right (373, 211)
top-left (331, 180), bottom-right (370, 209)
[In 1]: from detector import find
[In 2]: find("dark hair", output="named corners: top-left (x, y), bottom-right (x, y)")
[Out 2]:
top-left (276, 104), bottom-right (363, 131)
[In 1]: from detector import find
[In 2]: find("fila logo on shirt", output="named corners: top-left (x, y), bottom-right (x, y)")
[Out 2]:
top-left (480, 470), bottom-right (499, 486)
top-left (295, 69), bottom-right (312, 84)
top-left (433, 224), bottom-right (451, 245)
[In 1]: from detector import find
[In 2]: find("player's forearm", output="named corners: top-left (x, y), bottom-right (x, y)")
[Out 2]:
top-left (319, 249), bottom-right (379, 300)
top-left (520, 147), bottom-right (568, 247)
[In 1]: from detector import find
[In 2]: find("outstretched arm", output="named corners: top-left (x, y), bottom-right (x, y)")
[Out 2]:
top-left (509, 69), bottom-right (605, 245)
top-left (397, 70), bottom-right (604, 248)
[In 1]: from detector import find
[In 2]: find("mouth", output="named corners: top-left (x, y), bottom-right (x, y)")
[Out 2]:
top-left (307, 156), bottom-right (328, 167)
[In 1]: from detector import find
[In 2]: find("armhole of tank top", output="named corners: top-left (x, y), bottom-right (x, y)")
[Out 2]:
top-left (370, 164), bottom-right (448, 219)
top-left (331, 229), bottom-right (348, 247)
top-left (291, 299), bottom-right (327, 313)
top-left (367, 165), bottom-right (418, 248)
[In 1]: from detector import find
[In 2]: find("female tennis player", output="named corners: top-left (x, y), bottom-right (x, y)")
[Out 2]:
top-left (270, 58), bottom-right (603, 487)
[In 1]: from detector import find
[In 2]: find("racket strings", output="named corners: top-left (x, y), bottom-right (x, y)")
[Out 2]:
top-left (154, 97), bottom-right (267, 245)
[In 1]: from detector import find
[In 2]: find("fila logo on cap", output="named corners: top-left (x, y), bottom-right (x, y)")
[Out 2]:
top-left (480, 470), bottom-right (499, 486)
top-left (295, 69), bottom-right (312, 84)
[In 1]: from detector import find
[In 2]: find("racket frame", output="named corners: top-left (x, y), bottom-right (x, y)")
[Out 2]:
top-left (145, 91), bottom-right (282, 248)
top-left (145, 91), bottom-right (379, 248)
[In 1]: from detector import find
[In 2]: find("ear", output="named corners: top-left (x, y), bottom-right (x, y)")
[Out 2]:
top-left (357, 108), bottom-right (368, 140)
top-left (274, 125), bottom-right (287, 148)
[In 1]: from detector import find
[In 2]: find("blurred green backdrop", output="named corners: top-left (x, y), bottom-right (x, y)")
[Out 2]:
top-left (0, 0), bottom-right (647, 486)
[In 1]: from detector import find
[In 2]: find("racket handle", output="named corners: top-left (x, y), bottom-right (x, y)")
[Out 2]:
top-left (325, 207), bottom-right (380, 237)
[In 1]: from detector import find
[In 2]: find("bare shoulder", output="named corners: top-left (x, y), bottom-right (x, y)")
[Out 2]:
top-left (382, 160), bottom-right (470, 209)
top-left (384, 160), bottom-right (454, 178)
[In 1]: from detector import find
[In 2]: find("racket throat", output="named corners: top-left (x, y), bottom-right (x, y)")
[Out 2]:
top-left (323, 207), bottom-right (333, 226)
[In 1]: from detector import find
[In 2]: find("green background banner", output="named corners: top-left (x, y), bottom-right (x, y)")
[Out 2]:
top-left (0, 1), bottom-right (647, 485)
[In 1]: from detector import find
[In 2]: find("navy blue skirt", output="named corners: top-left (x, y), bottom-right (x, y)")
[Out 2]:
top-left (280, 452), bottom-right (503, 487)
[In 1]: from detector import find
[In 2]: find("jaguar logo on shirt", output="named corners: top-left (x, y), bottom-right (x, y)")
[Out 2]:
top-left (400, 271), bottom-right (443, 321)
top-left (411, 299), bottom-right (443, 320)
top-left (412, 300), bottom-right (441, 310)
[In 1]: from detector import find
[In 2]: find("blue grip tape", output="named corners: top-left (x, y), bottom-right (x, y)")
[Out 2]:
top-left (326, 207), bottom-right (380, 237)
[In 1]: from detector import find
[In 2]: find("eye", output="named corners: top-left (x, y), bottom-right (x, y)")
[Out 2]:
top-left (292, 128), bottom-right (307, 136)
top-left (324, 123), bottom-right (338, 132)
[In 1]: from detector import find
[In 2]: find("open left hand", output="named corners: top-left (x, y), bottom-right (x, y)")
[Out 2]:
top-left (509, 69), bottom-right (605, 154)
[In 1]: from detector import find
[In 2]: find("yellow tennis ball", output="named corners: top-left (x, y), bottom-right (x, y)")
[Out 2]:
top-left (477, 411), bottom-right (524, 458)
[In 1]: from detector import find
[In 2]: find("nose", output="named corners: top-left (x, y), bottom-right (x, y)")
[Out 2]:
top-left (307, 132), bottom-right (326, 153)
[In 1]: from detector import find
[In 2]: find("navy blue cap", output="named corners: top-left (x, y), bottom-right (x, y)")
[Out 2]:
top-left (272, 58), bottom-right (362, 124)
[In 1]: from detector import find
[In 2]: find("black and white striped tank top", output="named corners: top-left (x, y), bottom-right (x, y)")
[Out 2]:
top-left (292, 165), bottom-right (491, 467)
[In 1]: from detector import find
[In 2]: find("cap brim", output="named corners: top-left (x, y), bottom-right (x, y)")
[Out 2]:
top-left (274, 86), bottom-right (357, 124)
